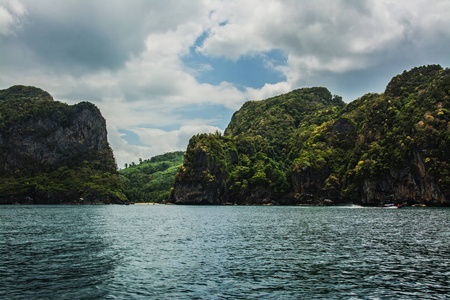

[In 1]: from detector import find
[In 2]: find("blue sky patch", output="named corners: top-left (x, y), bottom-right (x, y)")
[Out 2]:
top-left (119, 104), bottom-right (236, 147)
top-left (172, 103), bottom-right (236, 129)
top-left (183, 39), bottom-right (288, 90)
top-left (118, 129), bottom-right (147, 146)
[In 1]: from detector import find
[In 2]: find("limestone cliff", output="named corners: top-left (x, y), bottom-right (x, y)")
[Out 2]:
top-left (170, 65), bottom-right (449, 206)
top-left (169, 134), bottom-right (228, 204)
top-left (170, 87), bottom-right (345, 205)
top-left (359, 151), bottom-right (447, 206)
top-left (0, 85), bottom-right (126, 204)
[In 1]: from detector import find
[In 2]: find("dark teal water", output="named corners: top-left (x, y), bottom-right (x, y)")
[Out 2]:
top-left (0, 205), bottom-right (449, 299)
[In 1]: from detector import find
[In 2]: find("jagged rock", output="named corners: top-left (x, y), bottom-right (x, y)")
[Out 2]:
top-left (361, 151), bottom-right (446, 206)
top-left (0, 85), bottom-right (126, 204)
top-left (170, 66), bottom-right (449, 206)
top-left (169, 134), bottom-right (228, 205)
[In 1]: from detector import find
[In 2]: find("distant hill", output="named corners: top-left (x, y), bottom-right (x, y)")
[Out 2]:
top-left (170, 65), bottom-right (450, 206)
top-left (0, 85), bottom-right (126, 204)
top-left (119, 151), bottom-right (185, 203)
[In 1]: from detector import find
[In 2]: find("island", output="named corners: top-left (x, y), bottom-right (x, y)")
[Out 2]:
top-left (169, 65), bottom-right (449, 206)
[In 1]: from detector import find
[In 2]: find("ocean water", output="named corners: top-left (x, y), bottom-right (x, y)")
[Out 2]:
top-left (0, 205), bottom-right (449, 299)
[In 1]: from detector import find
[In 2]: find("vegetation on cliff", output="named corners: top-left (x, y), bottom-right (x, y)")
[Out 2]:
top-left (286, 65), bottom-right (449, 205)
top-left (0, 85), bottom-right (126, 204)
top-left (170, 65), bottom-right (450, 206)
top-left (171, 87), bottom-right (345, 205)
top-left (119, 151), bottom-right (184, 203)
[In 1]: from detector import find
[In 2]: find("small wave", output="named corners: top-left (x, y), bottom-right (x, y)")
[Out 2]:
top-left (340, 204), bottom-right (365, 208)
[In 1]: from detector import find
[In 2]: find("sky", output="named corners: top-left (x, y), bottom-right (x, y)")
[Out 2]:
top-left (1, 0), bottom-right (449, 168)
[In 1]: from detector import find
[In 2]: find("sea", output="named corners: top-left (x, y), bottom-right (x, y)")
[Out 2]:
top-left (0, 205), bottom-right (449, 299)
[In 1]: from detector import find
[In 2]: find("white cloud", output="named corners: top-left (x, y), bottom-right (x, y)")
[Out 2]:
top-left (134, 124), bottom-right (222, 148)
top-left (199, 0), bottom-right (450, 86)
top-left (244, 81), bottom-right (292, 103)
top-left (107, 125), bottom-right (151, 168)
top-left (197, 0), bottom-right (281, 60)
top-left (1, 0), bottom-right (449, 167)
top-left (0, 7), bottom-right (15, 35)
top-left (0, 0), bottom-right (26, 35)
top-left (109, 124), bottom-right (222, 167)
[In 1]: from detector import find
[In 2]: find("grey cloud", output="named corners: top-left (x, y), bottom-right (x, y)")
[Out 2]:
top-left (202, 0), bottom-right (450, 73)
top-left (2, 0), bottom-right (450, 165)
top-left (19, 17), bottom-right (132, 74)
top-left (3, 0), bottom-right (206, 76)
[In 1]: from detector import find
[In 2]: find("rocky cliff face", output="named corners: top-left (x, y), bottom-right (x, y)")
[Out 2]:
top-left (290, 66), bottom-right (450, 206)
top-left (360, 151), bottom-right (447, 206)
top-left (170, 65), bottom-right (449, 206)
top-left (0, 85), bottom-right (126, 204)
top-left (1, 101), bottom-right (109, 173)
top-left (290, 149), bottom-right (448, 206)
top-left (169, 134), bottom-right (228, 205)
top-left (170, 88), bottom-right (344, 205)
top-left (169, 134), bottom-right (281, 205)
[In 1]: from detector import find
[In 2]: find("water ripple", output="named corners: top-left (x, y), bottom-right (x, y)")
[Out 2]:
top-left (1, 205), bottom-right (449, 299)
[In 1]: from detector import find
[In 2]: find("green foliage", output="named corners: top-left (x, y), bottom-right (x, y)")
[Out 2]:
top-left (119, 151), bottom-right (185, 203)
top-left (173, 65), bottom-right (450, 204)
top-left (0, 85), bottom-right (53, 102)
top-left (0, 86), bottom-right (125, 204)
top-left (287, 64), bottom-right (450, 199)
top-left (225, 87), bottom-right (345, 158)
top-left (227, 150), bottom-right (289, 196)
top-left (0, 151), bottom-right (127, 204)
top-left (385, 65), bottom-right (443, 98)
top-left (172, 87), bottom-right (343, 203)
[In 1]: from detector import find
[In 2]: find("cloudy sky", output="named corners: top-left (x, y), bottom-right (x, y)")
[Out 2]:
top-left (1, 0), bottom-right (449, 167)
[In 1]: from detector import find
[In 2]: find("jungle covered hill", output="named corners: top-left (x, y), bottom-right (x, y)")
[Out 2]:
top-left (0, 85), bottom-right (127, 204)
top-left (119, 151), bottom-right (184, 203)
top-left (170, 65), bottom-right (450, 206)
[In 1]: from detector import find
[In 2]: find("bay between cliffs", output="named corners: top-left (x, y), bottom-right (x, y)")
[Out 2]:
top-left (1, 205), bottom-right (449, 299)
